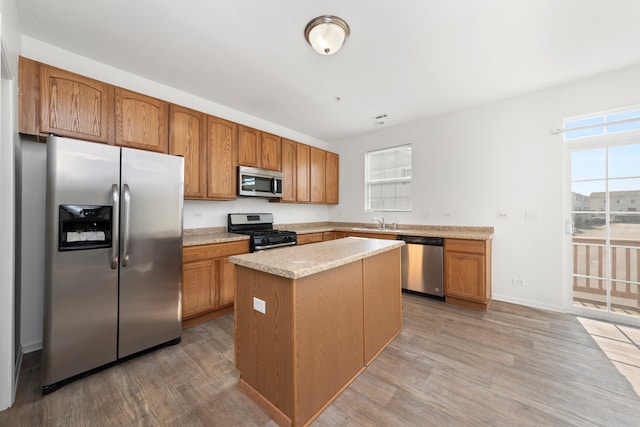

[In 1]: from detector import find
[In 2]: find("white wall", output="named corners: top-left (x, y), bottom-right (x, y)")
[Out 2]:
top-left (0, 0), bottom-right (21, 412)
top-left (329, 63), bottom-right (640, 312)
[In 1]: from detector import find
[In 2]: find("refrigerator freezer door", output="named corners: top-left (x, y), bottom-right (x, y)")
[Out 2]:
top-left (118, 148), bottom-right (184, 358)
top-left (43, 137), bottom-right (120, 388)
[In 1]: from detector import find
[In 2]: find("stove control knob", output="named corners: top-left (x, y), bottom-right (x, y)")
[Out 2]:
top-left (261, 238), bottom-right (268, 244)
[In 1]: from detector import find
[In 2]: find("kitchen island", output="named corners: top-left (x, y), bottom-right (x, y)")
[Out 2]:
top-left (230, 237), bottom-right (404, 427)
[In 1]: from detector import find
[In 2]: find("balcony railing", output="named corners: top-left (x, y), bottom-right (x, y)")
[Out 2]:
top-left (573, 236), bottom-right (640, 317)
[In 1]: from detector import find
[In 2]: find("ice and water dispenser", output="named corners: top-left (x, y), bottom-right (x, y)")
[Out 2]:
top-left (58, 205), bottom-right (112, 251)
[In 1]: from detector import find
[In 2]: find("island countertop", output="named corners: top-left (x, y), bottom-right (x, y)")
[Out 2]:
top-left (229, 237), bottom-right (404, 279)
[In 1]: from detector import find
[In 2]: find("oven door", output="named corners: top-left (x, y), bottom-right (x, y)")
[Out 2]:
top-left (238, 167), bottom-right (283, 198)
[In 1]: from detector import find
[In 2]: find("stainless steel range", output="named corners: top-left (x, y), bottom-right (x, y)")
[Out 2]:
top-left (227, 213), bottom-right (297, 252)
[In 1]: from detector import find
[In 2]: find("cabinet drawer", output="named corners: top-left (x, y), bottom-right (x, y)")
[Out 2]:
top-left (183, 240), bottom-right (250, 262)
top-left (445, 238), bottom-right (486, 254)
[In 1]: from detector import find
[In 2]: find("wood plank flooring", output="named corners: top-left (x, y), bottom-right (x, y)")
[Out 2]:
top-left (2, 294), bottom-right (640, 426)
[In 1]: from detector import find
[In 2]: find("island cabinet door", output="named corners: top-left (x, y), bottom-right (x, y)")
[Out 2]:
top-left (294, 261), bottom-right (364, 425)
top-left (363, 248), bottom-right (402, 364)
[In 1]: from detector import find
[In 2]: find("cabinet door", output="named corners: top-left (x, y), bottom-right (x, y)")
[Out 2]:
top-left (444, 252), bottom-right (486, 302)
top-left (261, 132), bottom-right (282, 171)
top-left (182, 259), bottom-right (216, 318)
top-left (207, 116), bottom-right (237, 199)
top-left (19, 56), bottom-right (41, 136)
top-left (297, 233), bottom-right (324, 245)
top-left (296, 143), bottom-right (310, 202)
top-left (217, 257), bottom-right (236, 308)
top-left (310, 147), bottom-right (326, 203)
top-left (238, 125), bottom-right (261, 167)
top-left (40, 65), bottom-right (114, 144)
top-left (325, 151), bottom-right (339, 204)
top-left (115, 88), bottom-right (169, 152)
top-left (169, 105), bottom-right (206, 198)
top-left (281, 138), bottom-right (297, 202)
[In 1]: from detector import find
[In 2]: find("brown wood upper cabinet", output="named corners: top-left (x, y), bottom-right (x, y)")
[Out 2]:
top-left (115, 88), bottom-right (169, 153)
top-left (281, 138), bottom-right (297, 202)
top-left (277, 139), bottom-right (339, 205)
top-left (238, 125), bottom-right (260, 167)
top-left (206, 116), bottom-right (237, 200)
top-left (261, 132), bottom-right (282, 171)
top-left (296, 142), bottom-right (311, 202)
top-left (325, 151), bottom-right (339, 204)
top-left (238, 126), bottom-right (281, 171)
top-left (310, 147), bottom-right (326, 203)
top-left (169, 105), bottom-right (207, 198)
top-left (19, 57), bottom-right (115, 143)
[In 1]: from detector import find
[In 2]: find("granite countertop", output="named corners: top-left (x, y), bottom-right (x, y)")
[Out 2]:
top-left (183, 227), bottom-right (249, 247)
top-left (183, 222), bottom-right (494, 247)
top-left (281, 222), bottom-right (494, 240)
top-left (229, 237), bottom-right (404, 279)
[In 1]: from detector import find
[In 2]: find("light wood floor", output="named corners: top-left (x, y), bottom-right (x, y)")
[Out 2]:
top-left (2, 294), bottom-right (640, 426)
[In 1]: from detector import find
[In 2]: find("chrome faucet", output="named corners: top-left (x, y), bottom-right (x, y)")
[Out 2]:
top-left (373, 217), bottom-right (386, 229)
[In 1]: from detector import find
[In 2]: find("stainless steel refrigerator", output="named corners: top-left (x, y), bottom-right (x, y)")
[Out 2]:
top-left (42, 136), bottom-right (184, 393)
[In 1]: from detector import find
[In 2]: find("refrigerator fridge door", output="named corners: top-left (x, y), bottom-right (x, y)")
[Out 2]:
top-left (43, 137), bottom-right (120, 388)
top-left (118, 148), bottom-right (184, 358)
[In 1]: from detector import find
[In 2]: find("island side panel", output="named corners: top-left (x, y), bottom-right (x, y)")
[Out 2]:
top-left (363, 248), bottom-right (402, 365)
top-left (294, 260), bottom-right (365, 426)
top-left (235, 266), bottom-right (295, 420)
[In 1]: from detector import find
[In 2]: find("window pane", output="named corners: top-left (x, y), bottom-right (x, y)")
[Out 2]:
top-left (606, 110), bottom-right (640, 134)
top-left (564, 117), bottom-right (604, 139)
top-left (571, 148), bottom-right (605, 181)
top-left (609, 144), bottom-right (640, 179)
top-left (608, 179), bottom-right (640, 214)
top-left (572, 180), bottom-right (605, 212)
top-left (366, 144), bottom-right (412, 211)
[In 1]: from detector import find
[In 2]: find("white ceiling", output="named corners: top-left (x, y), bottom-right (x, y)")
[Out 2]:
top-left (16, 0), bottom-right (640, 141)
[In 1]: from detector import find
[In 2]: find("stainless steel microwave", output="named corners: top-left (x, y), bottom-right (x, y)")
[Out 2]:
top-left (238, 166), bottom-right (283, 198)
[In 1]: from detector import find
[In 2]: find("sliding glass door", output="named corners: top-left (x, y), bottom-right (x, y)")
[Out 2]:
top-left (571, 143), bottom-right (640, 319)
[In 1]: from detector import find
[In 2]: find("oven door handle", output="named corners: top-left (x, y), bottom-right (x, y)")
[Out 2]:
top-left (254, 241), bottom-right (297, 251)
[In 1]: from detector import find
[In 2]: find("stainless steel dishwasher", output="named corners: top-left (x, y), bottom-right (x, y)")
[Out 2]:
top-left (397, 235), bottom-right (444, 298)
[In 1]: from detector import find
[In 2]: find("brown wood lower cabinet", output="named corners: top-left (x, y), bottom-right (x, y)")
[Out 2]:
top-left (444, 238), bottom-right (492, 311)
top-left (182, 240), bottom-right (249, 328)
top-left (295, 232), bottom-right (324, 245)
top-left (235, 247), bottom-right (402, 427)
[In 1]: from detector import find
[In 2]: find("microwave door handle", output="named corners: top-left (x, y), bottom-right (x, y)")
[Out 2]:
top-left (271, 177), bottom-right (276, 194)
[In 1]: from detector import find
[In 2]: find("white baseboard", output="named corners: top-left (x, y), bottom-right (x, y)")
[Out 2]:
top-left (21, 340), bottom-right (42, 354)
top-left (492, 294), bottom-right (565, 313)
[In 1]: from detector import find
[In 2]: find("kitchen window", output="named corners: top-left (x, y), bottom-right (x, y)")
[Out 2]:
top-left (365, 144), bottom-right (412, 212)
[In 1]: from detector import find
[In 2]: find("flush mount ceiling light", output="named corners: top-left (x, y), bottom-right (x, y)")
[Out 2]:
top-left (304, 15), bottom-right (350, 55)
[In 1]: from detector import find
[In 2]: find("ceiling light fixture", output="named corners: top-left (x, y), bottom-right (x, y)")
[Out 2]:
top-left (304, 15), bottom-right (350, 55)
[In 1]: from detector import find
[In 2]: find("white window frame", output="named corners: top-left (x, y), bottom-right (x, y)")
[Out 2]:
top-left (364, 144), bottom-right (412, 212)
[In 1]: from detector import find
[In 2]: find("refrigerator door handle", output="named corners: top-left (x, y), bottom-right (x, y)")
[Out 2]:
top-left (110, 184), bottom-right (120, 269)
top-left (122, 184), bottom-right (131, 267)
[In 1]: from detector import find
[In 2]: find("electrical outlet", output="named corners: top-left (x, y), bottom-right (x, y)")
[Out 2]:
top-left (525, 211), bottom-right (539, 221)
top-left (442, 212), bottom-right (452, 218)
top-left (253, 297), bottom-right (266, 314)
top-left (497, 212), bottom-right (508, 219)
top-left (511, 278), bottom-right (525, 286)
top-left (193, 211), bottom-right (203, 218)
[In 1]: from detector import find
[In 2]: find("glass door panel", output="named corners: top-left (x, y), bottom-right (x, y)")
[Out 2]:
top-left (571, 143), bottom-right (640, 318)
